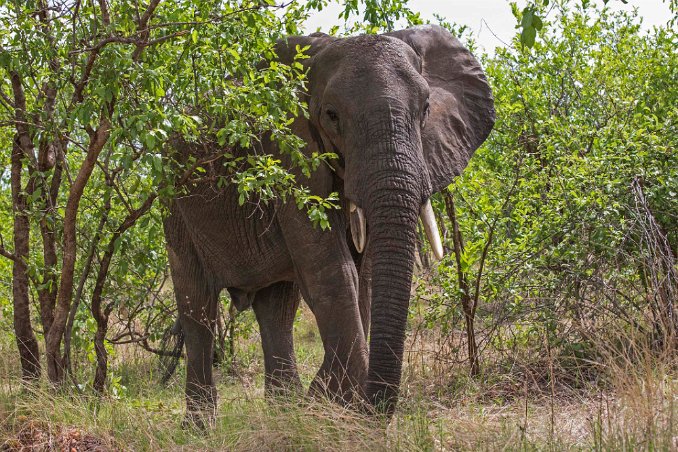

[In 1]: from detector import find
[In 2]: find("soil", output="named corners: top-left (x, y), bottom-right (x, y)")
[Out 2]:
top-left (2, 417), bottom-right (116, 452)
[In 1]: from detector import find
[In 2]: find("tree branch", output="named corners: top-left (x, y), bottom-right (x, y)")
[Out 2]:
top-left (10, 72), bottom-right (38, 167)
top-left (0, 234), bottom-right (17, 262)
top-left (98, 0), bottom-right (110, 26)
top-left (0, 86), bottom-right (15, 110)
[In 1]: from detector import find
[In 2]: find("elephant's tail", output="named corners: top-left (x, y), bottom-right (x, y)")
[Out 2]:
top-left (158, 317), bottom-right (184, 385)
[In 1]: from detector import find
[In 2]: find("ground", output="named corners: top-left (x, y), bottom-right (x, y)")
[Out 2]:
top-left (1, 305), bottom-right (675, 451)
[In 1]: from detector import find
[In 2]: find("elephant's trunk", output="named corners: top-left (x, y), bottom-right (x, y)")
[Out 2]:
top-left (363, 172), bottom-right (421, 414)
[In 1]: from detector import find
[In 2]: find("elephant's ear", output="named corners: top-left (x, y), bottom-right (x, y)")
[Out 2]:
top-left (387, 25), bottom-right (495, 192)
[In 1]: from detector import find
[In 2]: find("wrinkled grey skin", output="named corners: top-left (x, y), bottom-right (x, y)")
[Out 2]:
top-left (165, 25), bottom-right (494, 424)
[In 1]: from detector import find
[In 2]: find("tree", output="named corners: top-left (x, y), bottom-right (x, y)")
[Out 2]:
top-left (0, 0), bottom-right (322, 387)
top-left (515, 0), bottom-right (677, 48)
top-left (421, 3), bottom-right (677, 375)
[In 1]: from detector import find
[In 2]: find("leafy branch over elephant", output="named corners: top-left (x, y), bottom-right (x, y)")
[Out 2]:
top-left (165, 24), bottom-right (494, 424)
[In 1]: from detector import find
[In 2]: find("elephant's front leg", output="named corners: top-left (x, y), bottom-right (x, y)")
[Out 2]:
top-left (351, 240), bottom-right (373, 340)
top-left (165, 217), bottom-right (219, 428)
top-left (180, 303), bottom-right (218, 429)
top-left (282, 210), bottom-right (368, 404)
top-left (170, 268), bottom-right (219, 427)
top-left (252, 281), bottom-right (302, 397)
top-left (306, 286), bottom-right (368, 404)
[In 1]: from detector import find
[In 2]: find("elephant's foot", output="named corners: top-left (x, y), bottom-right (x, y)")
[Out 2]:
top-left (265, 368), bottom-right (303, 401)
top-left (183, 398), bottom-right (217, 430)
top-left (308, 359), bottom-right (367, 407)
top-left (181, 408), bottom-right (216, 430)
top-left (183, 384), bottom-right (217, 429)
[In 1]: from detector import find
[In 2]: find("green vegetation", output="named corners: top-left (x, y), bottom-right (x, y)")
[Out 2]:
top-left (1, 0), bottom-right (676, 450)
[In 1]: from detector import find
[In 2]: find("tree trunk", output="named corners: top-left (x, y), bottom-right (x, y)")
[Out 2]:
top-left (90, 192), bottom-right (156, 392)
top-left (416, 223), bottom-right (431, 271)
top-left (64, 188), bottom-right (111, 375)
top-left (36, 159), bottom-right (62, 338)
top-left (10, 141), bottom-right (41, 381)
top-left (227, 303), bottom-right (237, 368)
top-left (91, 241), bottom-right (115, 393)
top-left (9, 71), bottom-right (41, 380)
top-left (46, 117), bottom-right (111, 384)
top-left (444, 190), bottom-right (480, 376)
top-left (92, 327), bottom-right (108, 393)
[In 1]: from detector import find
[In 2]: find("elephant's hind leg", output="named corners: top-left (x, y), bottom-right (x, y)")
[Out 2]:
top-left (252, 282), bottom-right (302, 397)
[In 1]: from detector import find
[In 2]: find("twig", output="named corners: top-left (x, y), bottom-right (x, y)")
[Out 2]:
top-left (0, 234), bottom-right (17, 262)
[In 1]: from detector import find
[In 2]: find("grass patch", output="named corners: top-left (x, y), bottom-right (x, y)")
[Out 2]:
top-left (0, 307), bottom-right (675, 450)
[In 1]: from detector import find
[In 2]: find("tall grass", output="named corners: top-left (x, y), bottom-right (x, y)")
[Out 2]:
top-left (0, 306), bottom-right (675, 451)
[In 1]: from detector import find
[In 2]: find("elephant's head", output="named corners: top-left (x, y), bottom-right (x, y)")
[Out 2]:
top-left (275, 25), bottom-right (495, 413)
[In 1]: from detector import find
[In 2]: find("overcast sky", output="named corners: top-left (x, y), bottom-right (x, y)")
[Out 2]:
top-left (303, 0), bottom-right (673, 53)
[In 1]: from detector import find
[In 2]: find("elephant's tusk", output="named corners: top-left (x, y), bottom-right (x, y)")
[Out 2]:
top-left (420, 199), bottom-right (444, 260)
top-left (349, 202), bottom-right (366, 253)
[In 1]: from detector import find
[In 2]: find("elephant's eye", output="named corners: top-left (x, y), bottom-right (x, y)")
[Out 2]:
top-left (326, 108), bottom-right (339, 122)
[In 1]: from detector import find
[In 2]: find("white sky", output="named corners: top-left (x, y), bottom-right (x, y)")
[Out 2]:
top-left (303, 0), bottom-right (674, 54)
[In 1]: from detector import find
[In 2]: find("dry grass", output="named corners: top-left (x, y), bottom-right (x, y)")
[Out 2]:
top-left (0, 306), bottom-right (675, 451)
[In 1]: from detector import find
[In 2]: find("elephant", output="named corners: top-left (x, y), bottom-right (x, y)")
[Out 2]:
top-left (164, 24), bottom-right (494, 424)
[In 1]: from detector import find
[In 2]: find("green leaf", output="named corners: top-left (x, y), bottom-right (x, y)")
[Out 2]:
top-left (532, 15), bottom-right (543, 31)
top-left (521, 9), bottom-right (534, 28)
top-left (521, 26), bottom-right (537, 48)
